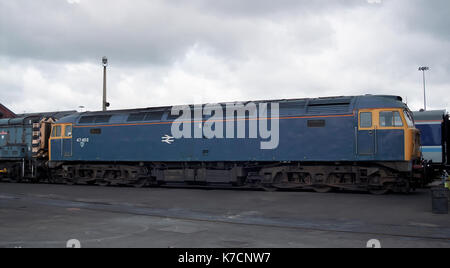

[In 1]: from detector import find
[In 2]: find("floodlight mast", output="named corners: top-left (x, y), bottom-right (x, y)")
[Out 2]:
top-left (418, 66), bottom-right (430, 111)
top-left (102, 57), bottom-right (109, 111)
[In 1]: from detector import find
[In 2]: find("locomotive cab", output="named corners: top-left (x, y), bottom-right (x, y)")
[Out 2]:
top-left (357, 108), bottom-right (421, 162)
top-left (49, 123), bottom-right (73, 160)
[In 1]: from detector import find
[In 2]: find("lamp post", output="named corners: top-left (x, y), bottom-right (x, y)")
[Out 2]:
top-left (102, 57), bottom-right (110, 111)
top-left (418, 66), bottom-right (430, 111)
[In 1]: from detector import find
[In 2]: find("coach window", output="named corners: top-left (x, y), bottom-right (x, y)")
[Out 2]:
top-left (64, 125), bottom-right (72, 137)
top-left (360, 112), bottom-right (372, 128)
top-left (380, 111), bottom-right (403, 127)
top-left (52, 125), bottom-right (62, 137)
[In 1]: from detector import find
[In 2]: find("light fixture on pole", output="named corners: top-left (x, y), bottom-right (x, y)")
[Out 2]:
top-left (102, 56), bottom-right (110, 111)
top-left (418, 66), bottom-right (430, 111)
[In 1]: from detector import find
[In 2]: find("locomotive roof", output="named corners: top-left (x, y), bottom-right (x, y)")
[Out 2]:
top-left (15, 110), bottom-right (76, 119)
top-left (0, 110), bottom-right (77, 126)
top-left (413, 110), bottom-right (447, 122)
top-left (56, 94), bottom-right (407, 124)
top-left (0, 115), bottom-right (42, 126)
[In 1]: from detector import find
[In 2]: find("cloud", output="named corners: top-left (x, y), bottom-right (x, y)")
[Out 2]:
top-left (390, 0), bottom-right (450, 41)
top-left (170, 0), bottom-right (365, 17)
top-left (0, 0), bottom-right (365, 65)
top-left (0, 0), bottom-right (449, 114)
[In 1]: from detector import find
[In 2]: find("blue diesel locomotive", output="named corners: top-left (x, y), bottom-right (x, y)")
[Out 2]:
top-left (47, 95), bottom-right (421, 194)
top-left (0, 111), bottom-right (74, 182)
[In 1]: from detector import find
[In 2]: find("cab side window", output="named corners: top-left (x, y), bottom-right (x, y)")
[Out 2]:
top-left (64, 125), bottom-right (72, 137)
top-left (52, 125), bottom-right (62, 137)
top-left (403, 110), bottom-right (415, 127)
top-left (379, 111), bottom-right (403, 127)
top-left (360, 112), bottom-right (372, 128)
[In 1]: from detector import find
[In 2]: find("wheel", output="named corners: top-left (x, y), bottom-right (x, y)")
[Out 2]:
top-left (65, 179), bottom-right (76, 185)
top-left (263, 173), bottom-right (284, 191)
top-left (0, 177), bottom-right (11, 183)
top-left (368, 187), bottom-right (389, 195)
top-left (63, 170), bottom-right (76, 185)
top-left (368, 175), bottom-right (390, 195)
top-left (95, 180), bottom-right (110, 187)
top-left (262, 185), bottom-right (278, 192)
top-left (312, 185), bottom-right (333, 193)
top-left (310, 173), bottom-right (332, 193)
top-left (131, 178), bottom-right (148, 188)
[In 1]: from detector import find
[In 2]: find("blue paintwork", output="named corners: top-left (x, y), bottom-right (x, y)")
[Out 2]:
top-left (357, 130), bottom-right (375, 156)
top-left (52, 139), bottom-right (63, 159)
top-left (422, 147), bottom-right (442, 153)
top-left (416, 124), bottom-right (441, 146)
top-left (51, 95), bottom-right (408, 163)
top-left (412, 110), bottom-right (446, 163)
top-left (376, 130), bottom-right (405, 161)
top-left (0, 117), bottom-right (33, 159)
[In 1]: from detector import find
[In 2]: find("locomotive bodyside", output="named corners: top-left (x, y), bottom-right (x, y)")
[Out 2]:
top-left (51, 109), bottom-right (357, 163)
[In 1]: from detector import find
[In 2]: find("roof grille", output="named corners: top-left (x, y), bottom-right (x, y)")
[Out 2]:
top-left (79, 115), bottom-right (112, 124)
top-left (307, 98), bottom-right (352, 114)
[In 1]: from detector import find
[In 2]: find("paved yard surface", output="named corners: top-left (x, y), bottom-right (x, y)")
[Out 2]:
top-left (0, 183), bottom-right (449, 248)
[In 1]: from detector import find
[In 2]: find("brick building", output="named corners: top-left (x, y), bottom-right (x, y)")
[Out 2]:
top-left (0, 103), bottom-right (16, 119)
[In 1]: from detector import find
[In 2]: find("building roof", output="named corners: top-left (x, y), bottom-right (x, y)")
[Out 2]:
top-left (0, 103), bottom-right (17, 118)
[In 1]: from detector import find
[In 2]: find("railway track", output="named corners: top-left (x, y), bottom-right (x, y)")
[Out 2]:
top-left (0, 177), bottom-right (415, 195)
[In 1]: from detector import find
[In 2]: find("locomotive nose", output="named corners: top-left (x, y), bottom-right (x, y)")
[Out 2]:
top-left (405, 127), bottom-right (422, 161)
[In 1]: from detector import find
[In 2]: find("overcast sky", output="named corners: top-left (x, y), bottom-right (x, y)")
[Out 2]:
top-left (0, 0), bottom-right (449, 113)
